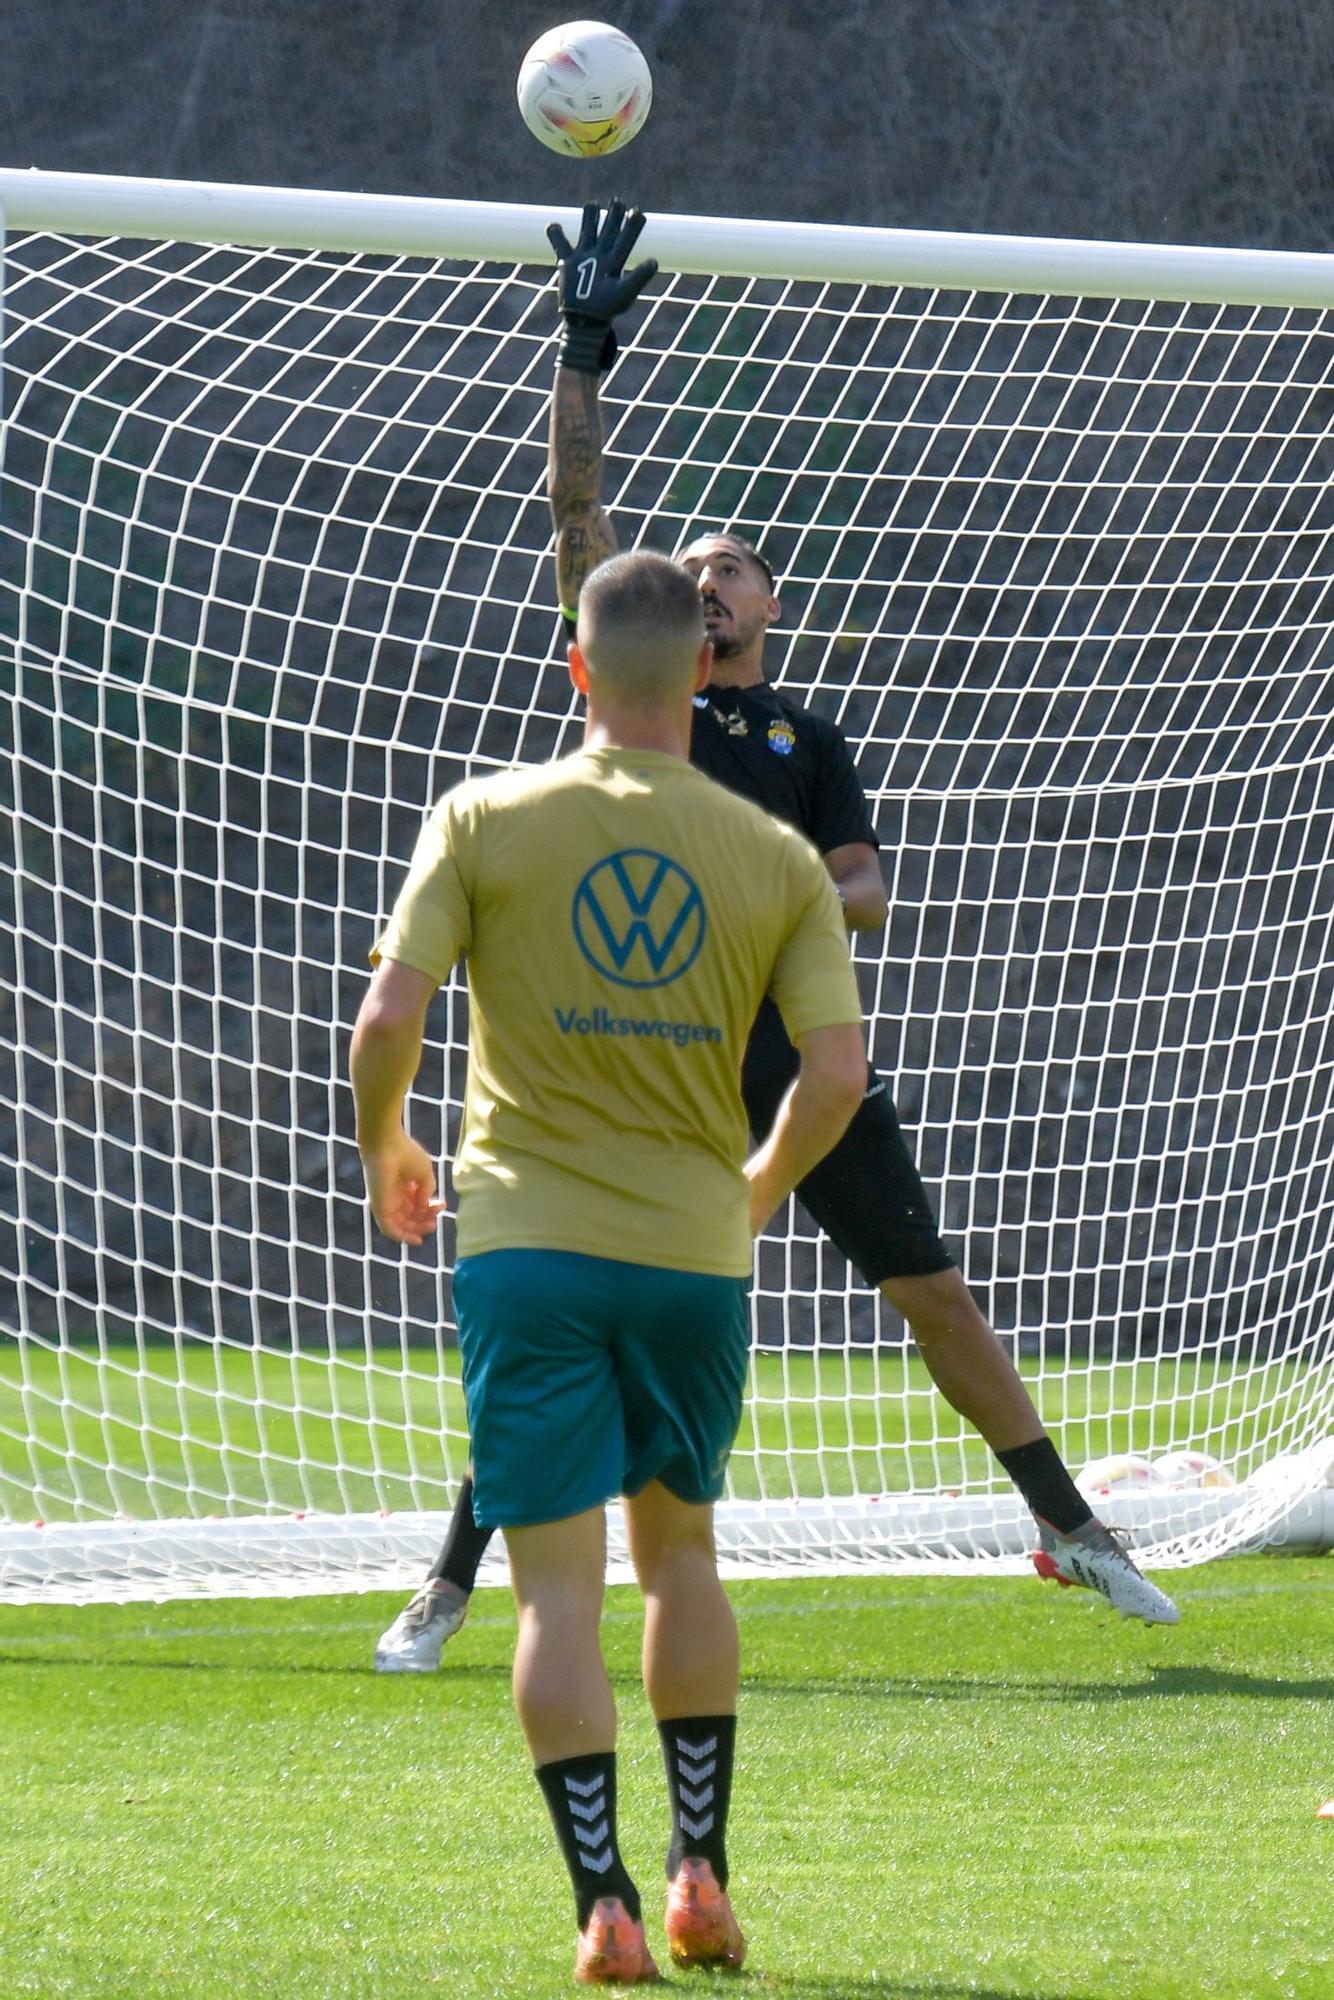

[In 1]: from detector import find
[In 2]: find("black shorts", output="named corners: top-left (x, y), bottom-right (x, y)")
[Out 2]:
top-left (742, 1000), bottom-right (954, 1288)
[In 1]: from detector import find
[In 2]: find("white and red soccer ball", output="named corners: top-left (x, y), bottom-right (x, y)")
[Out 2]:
top-left (518, 20), bottom-right (653, 157)
top-left (1151, 1449), bottom-right (1237, 1491)
top-left (1075, 1454), bottom-right (1163, 1499)
top-left (1076, 1449), bottom-right (1236, 1497)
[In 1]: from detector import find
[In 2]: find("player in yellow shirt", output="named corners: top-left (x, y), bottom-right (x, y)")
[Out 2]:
top-left (351, 548), bottom-right (866, 1984)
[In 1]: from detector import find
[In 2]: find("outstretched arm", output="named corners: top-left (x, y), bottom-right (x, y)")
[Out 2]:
top-left (545, 201), bottom-right (657, 617)
top-left (549, 366), bottom-right (618, 617)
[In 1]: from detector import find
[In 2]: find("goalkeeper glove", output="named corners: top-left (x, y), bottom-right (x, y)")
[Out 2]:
top-left (546, 199), bottom-right (658, 375)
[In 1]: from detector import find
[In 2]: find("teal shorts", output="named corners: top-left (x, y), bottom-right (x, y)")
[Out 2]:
top-left (453, 1249), bottom-right (751, 1531)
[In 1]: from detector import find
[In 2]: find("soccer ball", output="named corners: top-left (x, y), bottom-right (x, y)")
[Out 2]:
top-left (1075, 1453), bottom-right (1163, 1499)
top-left (1152, 1449), bottom-right (1237, 1490)
top-left (517, 20), bottom-right (653, 157)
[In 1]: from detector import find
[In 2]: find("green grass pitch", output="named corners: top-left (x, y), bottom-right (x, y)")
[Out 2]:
top-left (1, 1339), bottom-right (1300, 1520)
top-left (3, 1558), bottom-right (1331, 1998)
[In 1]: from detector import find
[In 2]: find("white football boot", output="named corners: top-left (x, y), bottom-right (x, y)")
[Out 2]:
top-left (373, 1578), bottom-right (470, 1673)
top-left (1033, 1516), bottom-right (1180, 1625)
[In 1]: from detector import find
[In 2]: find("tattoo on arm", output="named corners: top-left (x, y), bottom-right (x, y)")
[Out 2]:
top-left (556, 509), bottom-right (617, 615)
top-left (556, 520), bottom-right (617, 609)
top-left (549, 367), bottom-right (618, 610)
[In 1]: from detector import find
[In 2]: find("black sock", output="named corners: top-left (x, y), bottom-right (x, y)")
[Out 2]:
top-left (535, 1752), bottom-right (641, 1927)
top-left (658, 1713), bottom-right (736, 1889)
top-left (997, 1437), bottom-right (1093, 1535)
top-left (427, 1473), bottom-right (494, 1593)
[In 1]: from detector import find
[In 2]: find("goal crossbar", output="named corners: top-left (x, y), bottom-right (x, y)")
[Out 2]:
top-left (6, 167), bottom-right (1334, 305)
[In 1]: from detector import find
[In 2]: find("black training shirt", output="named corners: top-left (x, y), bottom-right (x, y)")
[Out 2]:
top-left (688, 680), bottom-right (878, 856)
top-left (558, 612), bottom-right (876, 854)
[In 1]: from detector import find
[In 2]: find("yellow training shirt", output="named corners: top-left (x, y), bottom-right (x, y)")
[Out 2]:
top-left (372, 745), bottom-right (863, 1277)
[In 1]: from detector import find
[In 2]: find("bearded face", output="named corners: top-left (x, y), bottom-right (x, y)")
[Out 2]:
top-left (678, 539), bottom-right (779, 664)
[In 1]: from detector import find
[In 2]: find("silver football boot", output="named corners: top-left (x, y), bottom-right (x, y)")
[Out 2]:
top-left (374, 1578), bottom-right (470, 1672)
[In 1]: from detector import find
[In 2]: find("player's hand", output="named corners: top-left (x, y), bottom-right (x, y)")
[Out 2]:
top-left (546, 199), bottom-right (658, 374)
top-left (361, 1131), bottom-right (447, 1246)
top-left (744, 1159), bottom-right (782, 1239)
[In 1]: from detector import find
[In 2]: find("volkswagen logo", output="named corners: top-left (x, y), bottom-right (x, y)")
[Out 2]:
top-left (572, 849), bottom-right (707, 988)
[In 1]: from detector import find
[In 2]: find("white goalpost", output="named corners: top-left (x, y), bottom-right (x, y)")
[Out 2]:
top-left (2, 168), bottom-right (1332, 1605)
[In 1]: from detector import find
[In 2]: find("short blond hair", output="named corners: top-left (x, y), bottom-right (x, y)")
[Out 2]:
top-left (578, 551), bottom-right (706, 703)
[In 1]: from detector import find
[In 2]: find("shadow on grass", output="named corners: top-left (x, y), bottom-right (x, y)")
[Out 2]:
top-left (4, 1652), bottom-right (1332, 1706)
top-left (0, 1650), bottom-right (514, 1683)
top-left (721, 1980), bottom-right (1089, 1999)
top-left (740, 1663), bottom-right (1334, 1705)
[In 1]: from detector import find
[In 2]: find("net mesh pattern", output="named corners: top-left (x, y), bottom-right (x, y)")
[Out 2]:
top-left (3, 224), bottom-right (1333, 1598)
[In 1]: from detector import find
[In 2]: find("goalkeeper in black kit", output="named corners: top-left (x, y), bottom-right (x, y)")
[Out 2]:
top-left (376, 202), bottom-right (1179, 1671)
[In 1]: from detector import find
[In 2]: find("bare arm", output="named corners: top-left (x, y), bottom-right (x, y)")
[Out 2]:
top-left (350, 958), bottom-right (444, 1246)
top-left (824, 839), bottom-right (888, 934)
top-left (544, 202), bottom-right (655, 614)
top-left (548, 365), bottom-right (619, 615)
top-left (745, 1021), bottom-right (868, 1235)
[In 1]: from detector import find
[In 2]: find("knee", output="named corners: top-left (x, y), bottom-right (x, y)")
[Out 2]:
top-left (637, 1537), bottom-right (718, 1604)
top-left (881, 1270), bottom-right (989, 1346)
top-left (905, 1307), bottom-right (969, 1349)
top-left (516, 1593), bottom-right (604, 1669)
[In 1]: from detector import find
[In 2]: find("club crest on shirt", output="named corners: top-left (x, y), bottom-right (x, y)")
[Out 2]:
top-left (701, 698), bottom-right (747, 735)
top-left (767, 718), bottom-right (796, 756)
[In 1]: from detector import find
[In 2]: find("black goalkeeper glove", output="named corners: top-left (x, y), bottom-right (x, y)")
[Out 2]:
top-left (546, 199), bottom-right (658, 375)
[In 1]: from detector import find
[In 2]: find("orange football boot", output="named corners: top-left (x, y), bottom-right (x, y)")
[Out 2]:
top-left (574, 1897), bottom-right (662, 1984)
top-left (664, 1858), bottom-right (747, 1971)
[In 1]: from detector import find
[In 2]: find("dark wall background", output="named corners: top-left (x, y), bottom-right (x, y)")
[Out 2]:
top-left (4, 0), bottom-right (1334, 248)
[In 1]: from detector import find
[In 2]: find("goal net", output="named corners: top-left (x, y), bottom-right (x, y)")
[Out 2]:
top-left (3, 172), bottom-right (1333, 1603)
